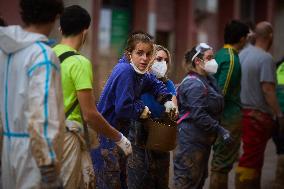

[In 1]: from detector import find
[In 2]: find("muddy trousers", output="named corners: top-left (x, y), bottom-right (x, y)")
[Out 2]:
top-left (126, 120), bottom-right (170, 189)
top-left (210, 117), bottom-right (242, 189)
top-left (235, 109), bottom-right (275, 189)
top-left (91, 141), bottom-right (127, 189)
top-left (127, 145), bottom-right (170, 189)
top-left (173, 123), bottom-right (216, 189)
top-left (1, 136), bottom-right (41, 189)
top-left (91, 119), bottom-right (131, 189)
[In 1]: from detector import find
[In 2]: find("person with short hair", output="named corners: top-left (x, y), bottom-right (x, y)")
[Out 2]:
top-left (210, 20), bottom-right (249, 189)
top-left (53, 5), bottom-right (132, 189)
top-left (236, 21), bottom-right (283, 189)
top-left (0, 0), bottom-right (64, 188)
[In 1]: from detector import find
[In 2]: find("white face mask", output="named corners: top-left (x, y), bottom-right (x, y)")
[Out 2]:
top-left (203, 59), bottom-right (218, 74)
top-left (130, 62), bottom-right (148, 74)
top-left (150, 60), bottom-right (168, 78)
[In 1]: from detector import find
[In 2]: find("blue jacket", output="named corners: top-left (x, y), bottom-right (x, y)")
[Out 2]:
top-left (141, 79), bottom-right (176, 118)
top-left (97, 55), bottom-right (172, 131)
top-left (177, 72), bottom-right (224, 132)
top-left (92, 57), bottom-right (170, 178)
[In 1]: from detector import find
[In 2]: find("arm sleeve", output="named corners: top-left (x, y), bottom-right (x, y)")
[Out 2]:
top-left (166, 80), bottom-right (177, 96)
top-left (215, 53), bottom-right (235, 96)
top-left (182, 80), bottom-right (220, 131)
top-left (70, 56), bottom-right (93, 90)
top-left (144, 73), bottom-right (172, 104)
top-left (114, 69), bottom-right (145, 120)
top-left (260, 55), bottom-right (276, 83)
top-left (27, 50), bottom-right (65, 167)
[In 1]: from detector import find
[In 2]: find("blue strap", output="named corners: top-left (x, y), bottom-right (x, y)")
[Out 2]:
top-left (36, 41), bottom-right (55, 160)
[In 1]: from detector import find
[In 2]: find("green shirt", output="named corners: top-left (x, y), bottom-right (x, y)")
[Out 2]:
top-left (53, 44), bottom-right (93, 123)
top-left (277, 62), bottom-right (284, 112)
top-left (214, 44), bottom-right (242, 121)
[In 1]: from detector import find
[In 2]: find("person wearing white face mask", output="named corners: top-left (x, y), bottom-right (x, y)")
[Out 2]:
top-left (174, 43), bottom-right (232, 189)
top-left (91, 32), bottom-right (176, 189)
top-left (127, 45), bottom-right (177, 189)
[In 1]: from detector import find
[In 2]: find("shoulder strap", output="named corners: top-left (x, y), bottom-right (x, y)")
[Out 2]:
top-left (65, 99), bottom-right (79, 118)
top-left (58, 51), bottom-right (79, 63)
top-left (59, 51), bottom-right (79, 118)
top-left (59, 51), bottom-right (91, 150)
top-left (176, 74), bottom-right (208, 125)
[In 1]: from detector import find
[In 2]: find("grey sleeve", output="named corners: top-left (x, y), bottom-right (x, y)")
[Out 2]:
top-left (260, 55), bottom-right (276, 83)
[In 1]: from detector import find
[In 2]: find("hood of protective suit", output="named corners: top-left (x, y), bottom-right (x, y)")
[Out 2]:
top-left (0, 25), bottom-right (47, 54)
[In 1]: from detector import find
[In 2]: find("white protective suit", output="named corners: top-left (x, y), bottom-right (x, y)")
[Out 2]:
top-left (0, 26), bottom-right (65, 189)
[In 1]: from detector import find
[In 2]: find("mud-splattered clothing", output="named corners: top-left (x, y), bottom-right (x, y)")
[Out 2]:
top-left (91, 56), bottom-right (172, 189)
top-left (0, 26), bottom-right (65, 189)
top-left (236, 44), bottom-right (277, 184)
top-left (53, 43), bottom-right (96, 189)
top-left (174, 72), bottom-right (223, 189)
top-left (211, 44), bottom-right (242, 174)
top-left (123, 79), bottom-right (176, 189)
top-left (239, 109), bottom-right (275, 170)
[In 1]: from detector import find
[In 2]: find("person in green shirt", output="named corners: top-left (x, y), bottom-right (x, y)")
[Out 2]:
top-left (273, 60), bottom-right (284, 188)
top-left (277, 62), bottom-right (284, 112)
top-left (53, 5), bottom-right (132, 189)
top-left (210, 20), bottom-right (249, 189)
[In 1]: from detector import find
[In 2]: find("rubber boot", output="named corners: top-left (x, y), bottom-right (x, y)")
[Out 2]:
top-left (209, 172), bottom-right (228, 189)
top-left (235, 166), bottom-right (260, 189)
top-left (273, 155), bottom-right (284, 189)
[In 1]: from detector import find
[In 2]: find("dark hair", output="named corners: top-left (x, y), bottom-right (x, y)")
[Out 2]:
top-left (124, 31), bottom-right (154, 59)
top-left (0, 16), bottom-right (7, 26)
top-left (20, 0), bottom-right (63, 25)
top-left (224, 20), bottom-right (249, 44)
top-left (60, 5), bottom-right (91, 36)
top-left (184, 46), bottom-right (203, 68)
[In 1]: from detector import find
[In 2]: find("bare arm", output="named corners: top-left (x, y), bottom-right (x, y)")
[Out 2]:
top-left (262, 82), bottom-right (283, 117)
top-left (77, 89), bottom-right (121, 142)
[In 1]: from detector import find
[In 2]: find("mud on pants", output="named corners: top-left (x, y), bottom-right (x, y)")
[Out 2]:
top-left (174, 122), bottom-right (216, 189)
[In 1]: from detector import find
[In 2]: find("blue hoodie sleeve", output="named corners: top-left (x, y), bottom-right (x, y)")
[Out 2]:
top-left (114, 67), bottom-right (145, 120)
top-left (180, 79), bottom-right (220, 131)
top-left (143, 73), bottom-right (172, 104)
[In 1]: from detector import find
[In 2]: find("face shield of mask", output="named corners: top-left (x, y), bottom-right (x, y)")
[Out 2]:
top-left (150, 60), bottom-right (168, 78)
top-left (203, 59), bottom-right (218, 74)
top-left (191, 43), bottom-right (213, 62)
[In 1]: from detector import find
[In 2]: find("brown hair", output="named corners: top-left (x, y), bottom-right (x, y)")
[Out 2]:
top-left (124, 31), bottom-right (154, 61)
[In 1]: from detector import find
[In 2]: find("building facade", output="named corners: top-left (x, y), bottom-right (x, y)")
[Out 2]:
top-left (1, 0), bottom-right (283, 97)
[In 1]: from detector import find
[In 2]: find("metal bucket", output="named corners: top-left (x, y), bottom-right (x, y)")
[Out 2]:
top-left (144, 118), bottom-right (177, 152)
